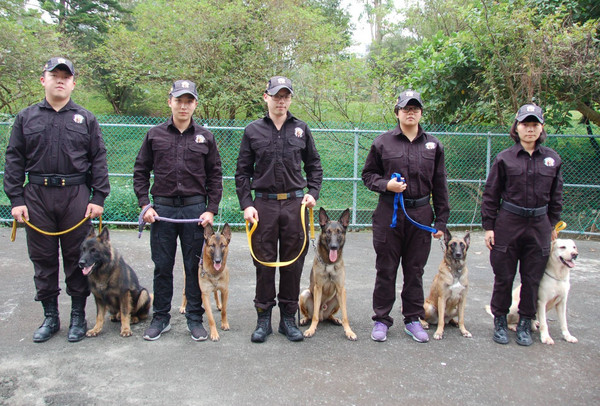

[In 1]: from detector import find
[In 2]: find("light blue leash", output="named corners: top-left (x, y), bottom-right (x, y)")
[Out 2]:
top-left (390, 172), bottom-right (438, 234)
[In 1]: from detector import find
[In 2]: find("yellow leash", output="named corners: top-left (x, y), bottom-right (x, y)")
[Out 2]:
top-left (11, 216), bottom-right (102, 242)
top-left (245, 204), bottom-right (314, 267)
top-left (554, 221), bottom-right (567, 234)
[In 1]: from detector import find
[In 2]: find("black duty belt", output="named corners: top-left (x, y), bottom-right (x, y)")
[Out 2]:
top-left (28, 173), bottom-right (87, 187)
top-left (383, 194), bottom-right (430, 208)
top-left (501, 201), bottom-right (548, 217)
top-left (153, 195), bottom-right (205, 207)
top-left (255, 190), bottom-right (304, 200)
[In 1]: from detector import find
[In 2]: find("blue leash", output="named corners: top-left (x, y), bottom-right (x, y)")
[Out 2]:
top-left (390, 173), bottom-right (438, 233)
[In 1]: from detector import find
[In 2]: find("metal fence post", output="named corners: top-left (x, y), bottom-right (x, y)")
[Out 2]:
top-left (352, 128), bottom-right (359, 227)
top-left (486, 132), bottom-right (492, 179)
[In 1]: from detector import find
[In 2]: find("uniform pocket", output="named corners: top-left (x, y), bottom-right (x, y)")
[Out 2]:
top-left (186, 142), bottom-right (209, 172)
top-left (23, 124), bottom-right (47, 155)
top-left (64, 122), bottom-right (89, 151)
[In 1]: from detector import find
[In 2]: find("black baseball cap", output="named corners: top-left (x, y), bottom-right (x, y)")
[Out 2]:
top-left (395, 90), bottom-right (423, 109)
top-left (516, 104), bottom-right (544, 124)
top-left (265, 76), bottom-right (294, 96)
top-left (169, 80), bottom-right (199, 100)
top-left (43, 57), bottom-right (75, 76)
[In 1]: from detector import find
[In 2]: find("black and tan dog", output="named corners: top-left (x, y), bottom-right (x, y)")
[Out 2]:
top-left (422, 230), bottom-right (472, 340)
top-left (79, 228), bottom-right (152, 337)
top-left (299, 208), bottom-right (357, 341)
top-left (180, 223), bottom-right (231, 341)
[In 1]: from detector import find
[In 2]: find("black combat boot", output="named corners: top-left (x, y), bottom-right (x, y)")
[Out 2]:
top-left (278, 308), bottom-right (304, 342)
top-left (515, 316), bottom-right (533, 346)
top-left (67, 296), bottom-right (87, 342)
top-left (493, 315), bottom-right (509, 345)
top-left (33, 297), bottom-right (60, 343)
top-left (251, 307), bottom-right (272, 343)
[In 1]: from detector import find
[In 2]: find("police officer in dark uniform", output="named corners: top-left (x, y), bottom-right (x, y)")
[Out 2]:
top-left (133, 80), bottom-right (223, 341)
top-left (235, 76), bottom-right (323, 343)
top-left (4, 57), bottom-right (110, 343)
top-left (482, 104), bottom-right (563, 346)
top-left (362, 90), bottom-right (449, 343)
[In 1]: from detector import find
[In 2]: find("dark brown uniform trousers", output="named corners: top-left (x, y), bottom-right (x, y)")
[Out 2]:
top-left (251, 196), bottom-right (309, 315)
top-left (24, 184), bottom-right (92, 301)
top-left (490, 210), bottom-right (551, 319)
top-left (372, 197), bottom-right (433, 326)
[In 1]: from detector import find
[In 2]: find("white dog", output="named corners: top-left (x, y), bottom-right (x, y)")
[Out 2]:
top-left (489, 239), bottom-right (579, 345)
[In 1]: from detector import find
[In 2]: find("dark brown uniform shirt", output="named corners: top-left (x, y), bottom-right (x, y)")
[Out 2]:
top-left (235, 112), bottom-right (323, 210)
top-left (133, 117), bottom-right (223, 214)
top-left (481, 142), bottom-right (563, 230)
top-left (362, 124), bottom-right (449, 231)
top-left (3, 98), bottom-right (110, 207)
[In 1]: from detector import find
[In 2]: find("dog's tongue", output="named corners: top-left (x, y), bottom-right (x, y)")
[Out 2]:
top-left (564, 259), bottom-right (576, 268)
top-left (329, 249), bottom-right (338, 263)
top-left (81, 265), bottom-right (93, 276)
top-left (214, 262), bottom-right (222, 271)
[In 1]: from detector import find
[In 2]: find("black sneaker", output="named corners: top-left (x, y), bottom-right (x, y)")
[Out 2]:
top-left (187, 322), bottom-right (208, 341)
top-left (143, 317), bottom-right (171, 341)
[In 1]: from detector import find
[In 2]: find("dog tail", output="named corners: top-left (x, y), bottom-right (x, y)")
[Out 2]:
top-left (484, 305), bottom-right (493, 318)
top-left (135, 289), bottom-right (152, 319)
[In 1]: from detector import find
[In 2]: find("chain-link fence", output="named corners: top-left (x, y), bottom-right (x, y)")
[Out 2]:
top-left (1, 116), bottom-right (599, 236)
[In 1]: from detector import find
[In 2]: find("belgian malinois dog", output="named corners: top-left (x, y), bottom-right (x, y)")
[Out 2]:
top-left (79, 228), bottom-right (152, 337)
top-left (299, 208), bottom-right (357, 340)
top-left (180, 223), bottom-right (231, 341)
top-left (422, 230), bottom-right (472, 340)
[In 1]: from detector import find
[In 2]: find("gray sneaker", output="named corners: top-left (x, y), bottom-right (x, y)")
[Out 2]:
top-left (187, 322), bottom-right (208, 341)
top-left (143, 317), bottom-right (171, 341)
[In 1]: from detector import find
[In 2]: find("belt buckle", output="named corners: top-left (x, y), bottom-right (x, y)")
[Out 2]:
top-left (174, 196), bottom-right (183, 206)
top-left (276, 193), bottom-right (288, 200)
top-left (524, 208), bottom-right (534, 217)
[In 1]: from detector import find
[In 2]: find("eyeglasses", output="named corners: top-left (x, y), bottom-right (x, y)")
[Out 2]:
top-left (270, 94), bottom-right (292, 101)
top-left (400, 106), bottom-right (421, 113)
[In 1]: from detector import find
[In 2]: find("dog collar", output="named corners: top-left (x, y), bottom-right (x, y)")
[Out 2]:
top-left (544, 271), bottom-right (566, 282)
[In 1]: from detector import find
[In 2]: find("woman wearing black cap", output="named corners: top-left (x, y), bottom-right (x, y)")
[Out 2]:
top-left (362, 90), bottom-right (449, 343)
top-left (481, 104), bottom-right (563, 346)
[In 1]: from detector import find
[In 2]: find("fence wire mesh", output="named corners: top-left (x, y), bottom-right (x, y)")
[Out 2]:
top-left (1, 116), bottom-right (599, 235)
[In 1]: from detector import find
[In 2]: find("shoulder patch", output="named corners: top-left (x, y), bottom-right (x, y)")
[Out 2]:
top-left (73, 114), bottom-right (84, 124)
top-left (425, 141), bottom-right (436, 150)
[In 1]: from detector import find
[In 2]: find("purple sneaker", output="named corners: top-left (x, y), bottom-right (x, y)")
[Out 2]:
top-left (371, 321), bottom-right (388, 342)
top-left (405, 321), bottom-right (429, 343)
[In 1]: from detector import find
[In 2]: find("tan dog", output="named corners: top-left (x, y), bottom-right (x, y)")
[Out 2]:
top-left (503, 238), bottom-right (578, 345)
top-left (299, 208), bottom-right (357, 341)
top-left (422, 230), bottom-right (472, 340)
top-left (180, 224), bottom-right (231, 341)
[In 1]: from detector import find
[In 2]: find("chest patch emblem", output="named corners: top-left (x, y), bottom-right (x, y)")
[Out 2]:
top-left (425, 142), bottom-right (436, 150)
top-left (73, 114), bottom-right (84, 124)
top-left (294, 127), bottom-right (304, 138)
top-left (195, 134), bottom-right (206, 144)
top-left (544, 157), bottom-right (555, 167)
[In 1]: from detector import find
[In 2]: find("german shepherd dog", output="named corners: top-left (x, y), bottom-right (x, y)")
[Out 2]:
top-left (79, 227), bottom-right (152, 337)
top-left (422, 230), bottom-right (472, 340)
top-left (299, 208), bottom-right (357, 341)
top-left (180, 223), bottom-right (231, 341)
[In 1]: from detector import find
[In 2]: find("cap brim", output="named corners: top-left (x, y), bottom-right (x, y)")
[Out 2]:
top-left (266, 85), bottom-right (293, 96)
top-left (47, 63), bottom-right (74, 75)
top-left (170, 90), bottom-right (198, 100)
top-left (398, 98), bottom-right (423, 108)
top-left (516, 113), bottom-right (544, 124)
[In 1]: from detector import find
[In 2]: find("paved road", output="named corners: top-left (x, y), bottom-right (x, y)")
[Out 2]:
top-left (1, 226), bottom-right (599, 405)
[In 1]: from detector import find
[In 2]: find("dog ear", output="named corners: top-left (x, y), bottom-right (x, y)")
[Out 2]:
top-left (87, 227), bottom-right (96, 239)
top-left (444, 228), bottom-right (452, 245)
top-left (338, 208), bottom-right (350, 228)
top-left (463, 231), bottom-right (470, 247)
top-left (318, 207), bottom-right (329, 228)
top-left (98, 227), bottom-right (110, 243)
top-left (204, 223), bottom-right (214, 240)
top-left (222, 223), bottom-right (232, 243)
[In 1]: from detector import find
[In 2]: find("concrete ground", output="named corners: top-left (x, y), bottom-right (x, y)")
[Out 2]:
top-left (0, 226), bottom-right (599, 406)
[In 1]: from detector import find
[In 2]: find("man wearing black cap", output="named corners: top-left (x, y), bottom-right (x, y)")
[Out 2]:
top-left (362, 90), bottom-right (449, 343)
top-left (482, 103), bottom-right (563, 346)
top-left (134, 80), bottom-right (223, 341)
top-left (235, 76), bottom-right (323, 343)
top-left (4, 57), bottom-right (110, 343)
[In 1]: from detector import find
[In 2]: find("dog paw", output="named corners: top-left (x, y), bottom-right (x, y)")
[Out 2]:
top-left (328, 316), bottom-right (342, 326)
top-left (299, 317), bottom-right (309, 326)
top-left (433, 331), bottom-right (444, 340)
top-left (221, 322), bottom-right (230, 331)
top-left (210, 333), bottom-right (220, 342)
top-left (178, 306), bottom-right (186, 314)
top-left (541, 335), bottom-right (555, 345)
top-left (461, 330), bottom-right (472, 338)
top-left (303, 328), bottom-right (316, 338)
top-left (345, 330), bottom-right (357, 341)
top-left (120, 329), bottom-right (132, 337)
top-left (564, 334), bottom-right (578, 343)
top-left (86, 329), bottom-right (101, 337)
top-left (421, 321), bottom-right (430, 330)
